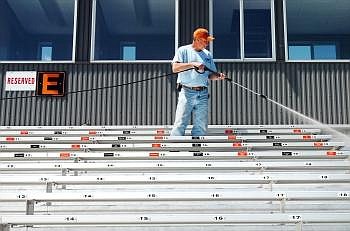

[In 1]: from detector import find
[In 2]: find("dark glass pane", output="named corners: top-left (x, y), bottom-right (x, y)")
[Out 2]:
top-left (244, 0), bottom-right (272, 58)
top-left (0, 0), bottom-right (75, 61)
top-left (286, 0), bottom-right (350, 60)
top-left (94, 0), bottom-right (175, 60)
top-left (213, 0), bottom-right (240, 59)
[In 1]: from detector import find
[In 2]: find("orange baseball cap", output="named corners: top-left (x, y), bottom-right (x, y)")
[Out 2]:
top-left (193, 28), bottom-right (214, 42)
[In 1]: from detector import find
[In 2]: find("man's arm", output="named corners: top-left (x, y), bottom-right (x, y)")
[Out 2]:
top-left (209, 72), bottom-right (226, 80)
top-left (172, 62), bottom-right (205, 73)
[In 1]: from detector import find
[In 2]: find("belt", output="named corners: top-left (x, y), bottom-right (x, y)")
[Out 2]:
top-left (182, 85), bottom-right (207, 91)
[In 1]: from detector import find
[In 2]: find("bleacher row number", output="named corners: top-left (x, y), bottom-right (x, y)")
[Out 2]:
top-left (338, 192), bottom-right (350, 198)
top-left (276, 193), bottom-right (286, 199)
top-left (64, 216), bottom-right (77, 222)
top-left (17, 194), bottom-right (26, 199)
top-left (290, 215), bottom-right (302, 221)
top-left (214, 216), bottom-right (225, 221)
top-left (140, 216), bottom-right (150, 221)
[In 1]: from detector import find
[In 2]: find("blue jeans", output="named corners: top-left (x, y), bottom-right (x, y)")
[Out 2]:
top-left (170, 87), bottom-right (209, 136)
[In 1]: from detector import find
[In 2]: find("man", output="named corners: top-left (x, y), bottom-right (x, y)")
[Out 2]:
top-left (170, 28), bottom-right (226, 136)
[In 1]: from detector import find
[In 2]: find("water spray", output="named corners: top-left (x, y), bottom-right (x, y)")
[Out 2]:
top-left (199, 66), bottom-right (350, 146)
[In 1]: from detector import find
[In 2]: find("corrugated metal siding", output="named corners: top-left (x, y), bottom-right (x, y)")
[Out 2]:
top-left (213, 62), bottom-right (350, 125)
top-left (0, 62), bottom-right (349, 125)
top-left (179, 0), bottom-right (209, 46)
top-left (75, 0), bottom-right (92, 61)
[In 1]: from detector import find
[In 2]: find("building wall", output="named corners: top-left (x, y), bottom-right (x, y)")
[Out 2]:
top-left (0, 0), bottom-right (349, 126)
top-left (1, 62), bottom-right (349, 125)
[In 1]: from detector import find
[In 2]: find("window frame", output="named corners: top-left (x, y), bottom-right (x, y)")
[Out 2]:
top-left (283, 0), bottom-right (350, 63)
top-left (90, 0), bottom-right (178, 63)
top-left (210, 0), bottom-right (276, 62)
top-left (0, 0), bottom-right (78, 64)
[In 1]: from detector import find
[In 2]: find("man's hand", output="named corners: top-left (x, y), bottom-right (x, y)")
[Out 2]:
top-left (209, 72), bottom-right (226, 80)
top-left (217, 72), bottom-right (226, 80)
top-left (191, 62), bottom-right (205, 73)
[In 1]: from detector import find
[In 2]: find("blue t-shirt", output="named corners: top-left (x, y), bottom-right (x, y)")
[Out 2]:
top-left (172, 44), bottom-right (217, 87)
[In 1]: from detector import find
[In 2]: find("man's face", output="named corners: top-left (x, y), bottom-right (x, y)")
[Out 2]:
top-left (196, 38), bottom-right (209, 49)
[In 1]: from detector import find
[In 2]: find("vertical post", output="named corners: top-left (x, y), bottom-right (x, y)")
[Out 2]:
top-left (296, 222), bottom-right (303, 231)
top-left (46, 182), bottom-right (53, 206)
top-left (269, 180), bottom-right (274, 191)
top-left (26, 200), bottom-right (35, 215)
top-left (61, 168), bottom-right (67, 189)
top-left (274, 0), bottom-right (286, 61)
top-left (279, 199), bottom-right (286, 213)
top-left (74, 157), bottom-right (79, 176)
top-left (0, 224), bottom-right (10, 231)
top-left (75, 0), bottom-right (93, 61)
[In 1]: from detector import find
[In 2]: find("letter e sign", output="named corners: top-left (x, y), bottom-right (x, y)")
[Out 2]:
top-left (37, 72), bottom-right (65, 96)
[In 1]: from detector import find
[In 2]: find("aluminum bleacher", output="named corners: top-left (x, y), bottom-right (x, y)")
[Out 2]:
top-left (0, 125), bottom-right (349, 231)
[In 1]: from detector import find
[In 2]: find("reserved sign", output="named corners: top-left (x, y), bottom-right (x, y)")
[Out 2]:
top-left (5, 71), bottom-right (37, 91)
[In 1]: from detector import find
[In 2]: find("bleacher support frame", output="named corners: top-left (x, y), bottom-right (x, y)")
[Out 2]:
top-left (1, 125), bottom-right (349, 231)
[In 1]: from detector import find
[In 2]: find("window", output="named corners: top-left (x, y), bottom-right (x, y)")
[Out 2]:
top-left (92, 0), bottom-right (176, 61)
top-left (244, 0), bottom-right (273, 58)
top-left (213, 0), bottom-right (241, 59)
top-left (212, 0), bottom-right (274, 60)
top-left (284, 0), bottom-right (350, 61)
top-left (0, 0), bottom-right (77, 62)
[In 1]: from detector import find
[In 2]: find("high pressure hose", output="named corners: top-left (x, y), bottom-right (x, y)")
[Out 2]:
top-left (0, 66), bottom-right (268, 101)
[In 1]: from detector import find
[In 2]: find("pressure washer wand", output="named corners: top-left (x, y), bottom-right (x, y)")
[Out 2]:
top-left (202, 66), bottom-right (268, 100)
top-left (225, 77), bottom-right (268, 100)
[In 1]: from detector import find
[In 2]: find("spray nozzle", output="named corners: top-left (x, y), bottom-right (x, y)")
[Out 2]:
top-left (194, 66), bottom-right (205, 74)
top-left (194, 66), bottom-right (217, 74)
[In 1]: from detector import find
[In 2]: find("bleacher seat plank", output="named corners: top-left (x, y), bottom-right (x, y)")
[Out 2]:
top-left (1, 173), bottom-right (349, 185)
top-left (0, 142), bottom-right (343, 150)
top-left (1, 213), bottom-right (349, 225)
top-left (0, 124), bottom-right (328, 130)
top-left (1, 190), bottom-right (349, 202)
top-left (0, 150), bottom-right (348, 160)
top-left (0, 128), bottom-right (322, 136)
top-left (0, 134), bottom-right (332, 143)
top-left (1, 160), bottom-right (349, 172)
